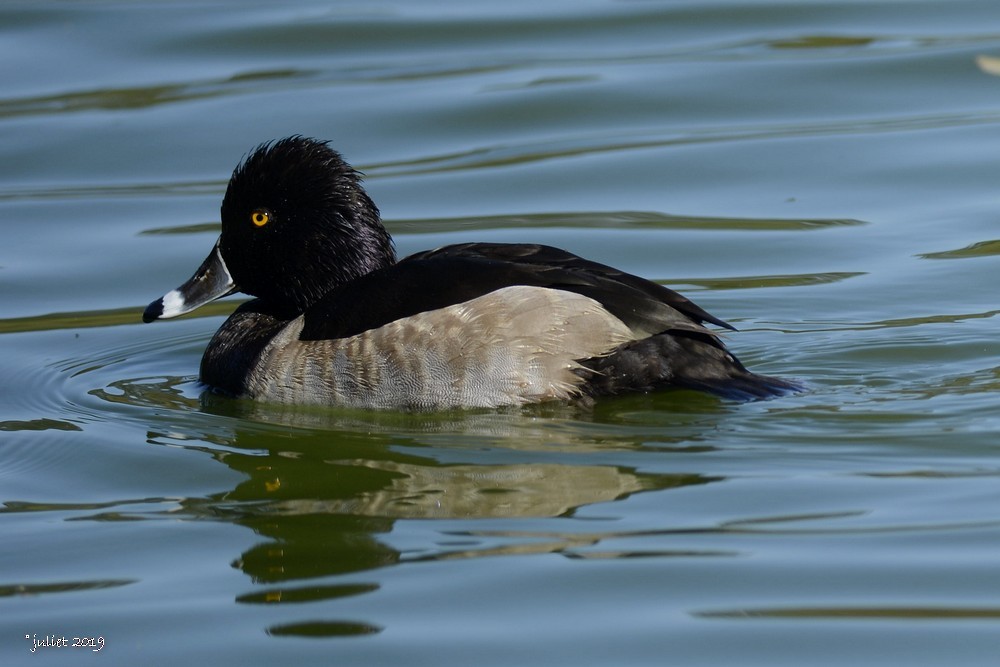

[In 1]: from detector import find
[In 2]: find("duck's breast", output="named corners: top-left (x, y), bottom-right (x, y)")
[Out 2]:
top-left (245, 285), bottom-right (638, 409)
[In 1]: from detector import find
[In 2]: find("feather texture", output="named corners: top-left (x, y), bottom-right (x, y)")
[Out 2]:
top-left (244, 286), bottom-right (637, 409)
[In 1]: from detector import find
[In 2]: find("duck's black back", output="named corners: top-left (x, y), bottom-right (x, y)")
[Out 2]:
top-left (299, 242), bottom-right (733, 342)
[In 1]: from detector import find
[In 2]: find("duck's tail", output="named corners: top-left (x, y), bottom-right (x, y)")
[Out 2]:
top-left (578, 331), bottom-right (802, 401)
top-left (672, 368), bottom-right (802, 401)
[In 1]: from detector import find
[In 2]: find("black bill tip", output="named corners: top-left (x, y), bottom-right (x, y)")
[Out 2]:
top-left (142, 298), bottom-right (164, 323)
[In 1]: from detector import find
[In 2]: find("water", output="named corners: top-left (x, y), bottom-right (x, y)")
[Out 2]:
top-left (3, 1), bottom-right (1000, 664)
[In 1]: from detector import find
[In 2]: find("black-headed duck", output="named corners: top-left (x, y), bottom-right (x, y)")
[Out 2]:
top-left (143, 136), bottom-right (798, 409)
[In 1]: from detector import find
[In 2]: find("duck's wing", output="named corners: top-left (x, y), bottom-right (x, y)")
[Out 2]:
top-left (413, 243), bottom-right (735, 331)
top-left (300, 242), bottom-right (734, 342)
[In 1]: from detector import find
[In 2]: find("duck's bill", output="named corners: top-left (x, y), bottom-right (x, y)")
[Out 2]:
top-left (143, 240), bottom-right (236, 323)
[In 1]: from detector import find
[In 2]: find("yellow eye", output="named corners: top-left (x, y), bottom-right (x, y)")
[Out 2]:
top-left (250, 210), bottom-right (271, 227)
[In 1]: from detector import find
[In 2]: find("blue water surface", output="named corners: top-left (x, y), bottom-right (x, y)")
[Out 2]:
top-left (2, 1), bottom-right (1000, 665)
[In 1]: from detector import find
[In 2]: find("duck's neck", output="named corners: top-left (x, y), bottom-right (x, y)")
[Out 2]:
top-left (340, 209), bottom-right (397, 278)
top-left (282, 212), bottom-right (397, 319)
top-left (333, 203), bottom-right (396, 277)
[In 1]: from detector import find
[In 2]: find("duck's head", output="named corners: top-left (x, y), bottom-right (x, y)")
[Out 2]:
top-left (143, 136), bottom-right (395, 323)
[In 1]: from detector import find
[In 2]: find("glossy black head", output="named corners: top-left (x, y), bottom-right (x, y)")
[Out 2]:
top-left (219, 136), bottom-right (395, 316)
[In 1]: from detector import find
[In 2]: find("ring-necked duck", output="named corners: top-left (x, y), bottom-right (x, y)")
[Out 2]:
top-left (143, 136), bottom-right (799, 409)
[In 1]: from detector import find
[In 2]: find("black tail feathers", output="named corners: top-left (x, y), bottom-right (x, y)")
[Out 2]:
top-left (578, 331), bottom-right (802, 401)
top-left (673, 370), bottom-right (803, 401)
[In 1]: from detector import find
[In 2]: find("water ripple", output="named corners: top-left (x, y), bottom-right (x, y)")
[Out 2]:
top-left (366, 111), bottom-right (1000, 177)
top-left (0, 579), bottom-right (136, 598)
top-left (391, 210), bottom-right (865, 233)
top-left (697, 606), bottom-right (1000, 620)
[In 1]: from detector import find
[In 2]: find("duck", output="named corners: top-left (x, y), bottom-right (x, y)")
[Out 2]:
top-left (143, 136), bottom-right (799, 409)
